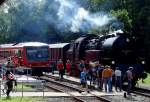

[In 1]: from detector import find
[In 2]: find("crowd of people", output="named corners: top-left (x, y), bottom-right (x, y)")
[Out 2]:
top-left (0, 58), bottom-right (134, 98)
top-left (56, 59), bottom-right (134, 94)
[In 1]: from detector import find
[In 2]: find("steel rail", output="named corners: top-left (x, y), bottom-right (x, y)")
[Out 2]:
top-left (39, 76), bottom-right (83, 92)
top-left (132, 91), bottom-right (150, 98)
top-left (123, 86), bottom-right (150, 98)
top-left (39, 75), bottom-right (112, 102)
top-left (44, 73), bottom-right (81, 85)
top-left (45, 82), bottom-right (86, 102)
top-left (132, 87), bottom-right (150, 98)
top-left (89, 93), bottom-right (111, 102)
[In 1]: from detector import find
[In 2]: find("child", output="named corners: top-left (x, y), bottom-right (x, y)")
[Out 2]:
top-left (80, 68), bottom-right (89, 93)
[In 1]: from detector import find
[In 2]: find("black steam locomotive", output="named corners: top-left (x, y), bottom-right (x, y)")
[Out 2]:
top-left (66, 31), bottom-right (146, 86)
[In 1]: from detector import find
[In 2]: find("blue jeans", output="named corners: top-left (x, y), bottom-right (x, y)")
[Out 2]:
top-left (115, 76), bottom-right (122, 91)
top-left (97, 78), bottom-right (103, 90)
top-left (108, 77), bottom-right (112, 92)
top-left (104, 77), bottom-right (111, 92)
top-left (128, 80), bottom-right (132, 94)
top-left (59, 69), bottom-right (64, 79)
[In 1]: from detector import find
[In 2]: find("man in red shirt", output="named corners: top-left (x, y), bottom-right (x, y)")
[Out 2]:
top-left (57, 59), bottom-right (64, 80)
top-left (66, 59), bottom-right (71, 76)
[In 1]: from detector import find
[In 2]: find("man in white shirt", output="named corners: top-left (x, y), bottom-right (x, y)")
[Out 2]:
top-left (115, 67), bottom-right (122, 92)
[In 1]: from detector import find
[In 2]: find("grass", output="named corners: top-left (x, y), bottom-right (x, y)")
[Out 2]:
top-left (138, 73), bottom-right (150, 85)
top-left (0, 97), bottom-right (44, 102)
top-left (16, 84), bottom-right (36, 91)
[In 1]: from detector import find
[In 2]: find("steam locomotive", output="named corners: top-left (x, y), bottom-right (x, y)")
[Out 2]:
top-left (64, 31), bottom-right (146, 86)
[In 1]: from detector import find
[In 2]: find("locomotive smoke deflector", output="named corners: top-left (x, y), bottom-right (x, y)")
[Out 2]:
top-left (102, 36), bottom-right (119, 49)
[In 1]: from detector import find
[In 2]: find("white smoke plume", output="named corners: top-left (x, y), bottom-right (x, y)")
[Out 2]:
top-left (1, 0), bottom-right (118, 39)
top-left (55, 0), bottom-right (115, 32)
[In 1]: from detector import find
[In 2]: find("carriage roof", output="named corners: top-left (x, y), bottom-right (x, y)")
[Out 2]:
top-left (49, 43), bottom-right (69, 48)
top-left (0, 42), bottom-right (48, 48)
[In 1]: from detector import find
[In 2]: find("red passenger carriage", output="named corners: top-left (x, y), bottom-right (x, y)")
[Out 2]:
top-left (0, 42), bottom-right (50, 74)
top-left (49, 43), bottom-right (70, 70)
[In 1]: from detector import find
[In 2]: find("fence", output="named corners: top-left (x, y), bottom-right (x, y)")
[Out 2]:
top-left (0, 79), bottom-right (46, 98)
top-left (0, 66), bottom-right (32, 75)
top-left (0, 67), bottom-right (46, 98)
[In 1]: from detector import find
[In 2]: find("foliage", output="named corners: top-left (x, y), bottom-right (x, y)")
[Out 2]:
top-left (138, 73), bottom-right (150, 85)
top-left (16, 84), bottom-right (36, 91)
top-left (110, 9), bottom-right (132, 32)
top-left (89, 0), bottom-right (113, 12)
top-left (88, 26), bottom-right (110, 35)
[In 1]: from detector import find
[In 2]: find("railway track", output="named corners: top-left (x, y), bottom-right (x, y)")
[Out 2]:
top-left (34, 75), bottom-right (111, 102)
top-left (44, 74), bottom-right (150, 101)
top-left (132, 87), bottom-right (150, 98)
top-left (45, 82), bottom-right (86, 102)
top-left (43, 75), bottom-right (112, 102)
top-left (122, 85), bottom-right (150, 98)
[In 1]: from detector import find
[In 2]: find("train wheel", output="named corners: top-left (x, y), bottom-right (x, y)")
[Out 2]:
top-left (132, 77), bottom-right (139, 88)
top-left (132, 80), bottom-right (137, 88)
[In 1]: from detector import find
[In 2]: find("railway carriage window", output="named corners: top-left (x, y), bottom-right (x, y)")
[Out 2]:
top-left (4, 51), bottom-right (10, 57)
top-left (26, 47), bottom-right (49, 61)
top-left (18, 50), bottom-right (21, 57)
top-left (14, 49), bottom-right (21, 57)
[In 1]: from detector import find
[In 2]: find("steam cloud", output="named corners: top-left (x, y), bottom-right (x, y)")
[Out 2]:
top-left (2, 0), bottom-right (116, 33)
top-left (0, 0), bottom-right (120, 43)
top-left (56, 0), bottom-right (115, 32)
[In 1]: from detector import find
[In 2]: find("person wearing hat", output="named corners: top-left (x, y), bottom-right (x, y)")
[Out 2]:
top-left (102, 65), bottom-right (113, 92)
top-left (126, 67), bottom-right (133, 95)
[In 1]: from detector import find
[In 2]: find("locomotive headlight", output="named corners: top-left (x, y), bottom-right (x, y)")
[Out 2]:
top-left (111, 61), bottom-right (115, 64)
top-left (126, 38), bottom-right (130, 42)
top-left (142, 61), bottom-right (145, 64)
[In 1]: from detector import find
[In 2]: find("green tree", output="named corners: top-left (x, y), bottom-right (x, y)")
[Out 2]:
top-left (110, 9), bottom-right (132, 32)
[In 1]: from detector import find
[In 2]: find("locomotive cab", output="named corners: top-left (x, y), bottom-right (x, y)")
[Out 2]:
top-left (66, 34), bottom-right (100, 64)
